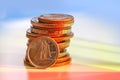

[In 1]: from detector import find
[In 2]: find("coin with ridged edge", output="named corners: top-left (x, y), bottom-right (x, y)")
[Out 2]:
top-left (27, 36), bottom-right (59, 69)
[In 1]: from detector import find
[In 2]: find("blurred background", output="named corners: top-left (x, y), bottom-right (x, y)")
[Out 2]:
top-left (0, 0), bottom-right (120, 45)
top-left (0, 0), bottom-right (120, 75)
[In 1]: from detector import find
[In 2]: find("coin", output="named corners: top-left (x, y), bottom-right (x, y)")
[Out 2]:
top-left (31, 17), bottom-right (73, 29)
top-left (31, 27), bottom-right (71, 37)
top-left (27, 36), bottom-right (59, 69)
top-left (26, 29), bottom-right (74, 43)
top-left (38, 14), bottom-right (74, 24)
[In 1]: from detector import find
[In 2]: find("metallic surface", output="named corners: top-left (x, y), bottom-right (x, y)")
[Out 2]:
top-left (27, 36), bottom-right (59, 69)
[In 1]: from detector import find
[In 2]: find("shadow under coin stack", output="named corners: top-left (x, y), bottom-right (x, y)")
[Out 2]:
top-left (24, 14), bottom-right (74, 69)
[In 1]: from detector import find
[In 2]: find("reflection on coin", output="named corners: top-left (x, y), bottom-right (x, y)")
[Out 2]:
top-left (27, 36), bottom-right (59, 69)
top-left (38, 14), bottom-right (74, 23)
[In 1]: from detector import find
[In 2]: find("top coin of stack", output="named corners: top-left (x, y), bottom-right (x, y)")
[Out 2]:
top-left (25, 13), bottom-right (74, 69)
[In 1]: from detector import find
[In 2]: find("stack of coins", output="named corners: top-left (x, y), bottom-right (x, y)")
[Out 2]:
top-left (24, 14), bottom-right (74, 69)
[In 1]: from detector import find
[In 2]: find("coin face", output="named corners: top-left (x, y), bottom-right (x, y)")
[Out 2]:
top-left (27, 36), bottom-right (59, 69)
top-left (38, 14), bottom-right (74, 23)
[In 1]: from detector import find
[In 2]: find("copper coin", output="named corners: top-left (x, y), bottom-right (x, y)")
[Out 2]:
top-left (31, 27), bottom-right (71, 37)
top-left (38, 14), bottom-right (74, 24)
top-left (31, 17), bottom-right (73, 29)
top-left (27, 36), bottom-right (59, 69)
top-left (26, 29), bottom-right (74, 43)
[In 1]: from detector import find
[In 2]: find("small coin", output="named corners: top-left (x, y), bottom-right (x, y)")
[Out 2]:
top-left (27, 36), bottom-right (59, 69)
top-left (38, 14), bottom-right (74, 24)
top-left (31, 17), bottom-right (73, 29)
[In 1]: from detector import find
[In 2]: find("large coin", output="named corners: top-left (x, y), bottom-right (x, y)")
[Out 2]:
top-left (38, 14), bottom-right (74, 24)
top-left (27, 36), bottom-right (59, 69)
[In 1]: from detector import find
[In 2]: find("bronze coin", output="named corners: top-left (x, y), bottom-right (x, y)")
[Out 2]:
top-left (27, 36), bottom-right (59, 69)
top-left (38, 14), bottom-right (74, 24)
top-left (31, 17), bottom-right (73, 29)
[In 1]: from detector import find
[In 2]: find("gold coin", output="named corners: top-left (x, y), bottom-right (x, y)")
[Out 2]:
top-left (38, 14), bottom-right (74, 24)
top-left (27, 36), bottom-right (59, 69)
